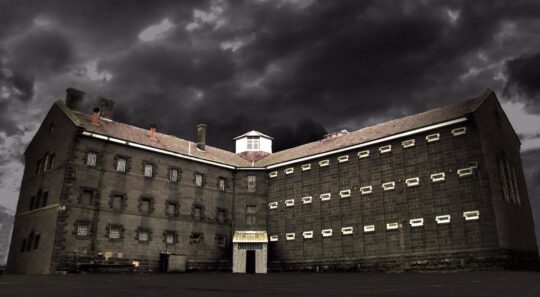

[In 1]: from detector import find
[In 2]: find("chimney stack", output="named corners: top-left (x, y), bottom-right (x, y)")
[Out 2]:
top-left (149, 124), bottom-right (157, 139)
top-left (196, 124), bottom-right (206, 151)
top-left (99, 97), bottom-right (115, 120)
top-left (91, 108), bottom-right (100, 126)
top-left (65, 87), bottom-right (85, 111)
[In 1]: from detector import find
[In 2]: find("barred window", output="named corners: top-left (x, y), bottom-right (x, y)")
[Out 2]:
top-left (247, 175), bottom-right (256, 192)
top-left (138, 231), bottom-right (149, 242)
top-left (499, 158), bottom-right (521, 205)
top-left (117, 158), bottom-right (126, 172)
top-left (109, 226), bottom-right (121, 239)
top-left (246, 205), bottom-right (256, 225)
top-left (219, 178), bottom-right (226, 191)
top-left (77, 223), bottom-right (89, 236)
top-left (165, 232), bottom-right (175, 244)
top-left (195, 173), bottom-right (203, 187)
top-left (169, 168), bottom-right (178, 182)
top-left (86, 152), bottom-right (97, 167)
top-left (144, 163), bottom-right (154, 178)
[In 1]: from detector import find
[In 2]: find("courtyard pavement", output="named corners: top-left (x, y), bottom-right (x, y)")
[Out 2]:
top-left (1, 271), bottom-right (539, 297)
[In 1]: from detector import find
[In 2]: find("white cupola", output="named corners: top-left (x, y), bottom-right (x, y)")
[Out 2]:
top-left (234, 130), bottom-right (273, 158)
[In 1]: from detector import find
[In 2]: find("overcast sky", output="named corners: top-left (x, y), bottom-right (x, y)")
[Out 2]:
top-left (1, 0), bottom-right (540, 214)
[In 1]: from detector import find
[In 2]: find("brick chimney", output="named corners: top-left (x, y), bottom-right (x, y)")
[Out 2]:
top-left (196, 124), bottom-right (206, 151)
top-left (149, 124), bottom-right (157, 139)
top-left (99, 97), bottom-right (115, 120)
top-left (65, 87), bottom-right (85, 111)
top-left (91, 108), bottom-right (100, 126)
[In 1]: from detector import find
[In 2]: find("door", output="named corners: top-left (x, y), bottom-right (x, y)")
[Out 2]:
top-left (246, 250), bottom-right (256, 273)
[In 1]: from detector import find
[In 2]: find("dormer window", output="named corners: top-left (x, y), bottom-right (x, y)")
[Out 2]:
top-left (247, 136), bottom-right (260, 151)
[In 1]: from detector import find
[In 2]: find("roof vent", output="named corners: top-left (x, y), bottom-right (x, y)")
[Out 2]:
top-left (323, 129), bottom-right (349, 140)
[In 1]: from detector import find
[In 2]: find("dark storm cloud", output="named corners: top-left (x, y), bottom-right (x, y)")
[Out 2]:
top-left (505, 51), bottom-right (540, 113)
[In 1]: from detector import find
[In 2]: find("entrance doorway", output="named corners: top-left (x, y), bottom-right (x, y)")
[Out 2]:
top-left (246, 250), bottom-right (256, 273)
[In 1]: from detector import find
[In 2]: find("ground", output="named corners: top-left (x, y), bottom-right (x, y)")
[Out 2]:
top-left (1, 271), bottom-right (540, 297)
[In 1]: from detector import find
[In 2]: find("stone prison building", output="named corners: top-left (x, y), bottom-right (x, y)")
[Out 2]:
top-left (7, 88), bottom-right (538, 274)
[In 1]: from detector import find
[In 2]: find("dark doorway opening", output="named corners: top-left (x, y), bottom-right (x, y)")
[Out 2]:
top-left (246, 250), bottom-right (256, 273)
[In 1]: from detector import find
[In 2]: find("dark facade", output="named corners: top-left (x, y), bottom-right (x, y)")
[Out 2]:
top-left (7, 88), bottom-right (538, 274)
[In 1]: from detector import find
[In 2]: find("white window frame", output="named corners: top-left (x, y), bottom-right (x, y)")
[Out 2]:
top-left (138, 231), bottom-right (149, 241)
top-left (320, 193), bottom-right (331, 201)
top-left (86, 152), bottom-right (97, 167)
top-left (319, 159), bottom-right (330, 167)
top-left (109, 226), bottom-right (120, 239)
top-left (77, 224), bottom-right (89, 236)
top-left (166, 233), bottom-right (175, 244)
top-left (386, 222), bottom-right (399, 230)
top-left (426, 133), bottom-right (440, 143)
top-left (430, 172), bottom-right (445, 183)
top-left (302, 196), bottom-right (313, 204)
top-left (247, 136), bottom-right (260, 151)
top-left (337, 155), bottom-right (349, 163)
top-left (195, 173), bottom-right (203, 187)
top-left (382, 181), bottom-right (395, 191)
top-left (379, 145), bottom-right (392, 154)
top-left (463, 210), bottom-right (480, 221)
top-left (144, 163), bottom-right (154, 178)
top-left (406, 177), bottom-right (420, 187)
top-left (358, 150), bottom-right (370, 159)
top-left (360, 186), bottom-right (373, 195)
top-left (301, 163), bottom-right (311, 171)
top-left (436, 215), bottom-right (451, 224)
top-left (363, 225), bottom-right (375, 233)
top-left (285, 199), bottom-right (295, 207)
top-left (269, 171), bottom-right (278, 178)
top-left (116, 158), bottom-right (126, 172)
top-left (457, 167), bottom-right (474, 178)
top-left (409, 218), bottom-right (424, 227)
top-left (402, 139), bottom-right (415, 148)
top-left (303, 231), bottom-right (314, 239)
top-left (341, 227), bottom-right (353, 235)
top-left (219, 178), bottom-right (226, 191)
top-left (452, 127), bottom-right (467, 136)
top-left (269, 235), bottom-right (278, 242)
top-left (321, 229), bottom-right (333, 237)
top-left (339, 189), bottom-right (351, 198)
top-left (269, 202), bottom-right (278, 209)
top-left (284, 167), bottom-right (294, 175)
top-left (286, 233), bottom-right (295, 241)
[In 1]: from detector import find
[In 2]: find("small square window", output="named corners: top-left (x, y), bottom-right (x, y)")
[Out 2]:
top-left (319, 159), bottom-right (330, 167)
top-left (86, 152), bottom-right (97, 166)
top-left (402, 139), bottom-right (415, 148)
top-left (111, 195), bottom-right (124, 210)
top-left (358, 150), bottom-right (370, 159)
top-left (386, 222), bottom-right (399, 230)
top-left (269, 235), bottom-right (278, 242)
top-left (284, 167), bottom-right (294, 175)
top-left (195, 173), bottom-right (203, 187)
top-left (379, 145), bottom-right (392, 154)
top-left (430, 172), bottom-right (445, 183)
top-left (117, 158), bottom-right (126, 172)
top-left (426, 133), bottom-right (440, 143)
top-left (285, 199), bottom-right (295, 207)
top-left (138, 231), bottom-right (149, 241)
top-left (321, 229), bottom-right (333, 237)
top-left (320, 193), bottom-right (331, 201)
top-left (302, 196), bottom-right (313, 204)
top-left (337, 155), bottom-right (349, 163)
top-left (247, 175), bottom-right (256, 192)
top-left (452, 127), bottom-right (467, 136)
top-left (436, 215), bottom-right (451, 224)
top-left (169, 168), bottom-right (178, 182)
top-left (301, 164), bottom-right (311, 171)
top-left (363, 225), bottom-right (375, 233)
top-left (269, 202), bottom-right (278, 209)
top-left (463, 210), bottom-right (480, 221)
top-left (286, 233), bottom-right (295, 241)
top-left (339, 189), bottom-right (351, 198)
top-left (382, 181), bottom-right (395, 191)
top-left (165, 232), bottom-right (175, 244)
top-left (341, 227), bottom-right (353, 235)
top-left (166, 202), bottom-right (178, 217)
top-left (302, 231), bottom-right (313, 239)
top-left (269, 171), bottom-right (278, 178)
top-left (144, 163), bottom-right (153, 178)
top-left (77, 224), bottom-right (89, 236)
top-left (360, 186), bottom-right (373, 195)
top-left (406, 177), bottom-right (420, 187)
top-left (409, 218), bottom-right (424, 227)
top-left (109, 227), bottom-right (121, 239)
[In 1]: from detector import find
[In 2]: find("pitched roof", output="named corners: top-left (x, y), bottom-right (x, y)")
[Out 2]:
top-left (56, 89), bottom-right (494, 169)
top-left (253, 89), bottom-right (493, 167)
top-left (233, 130), bottom-right (274, 140)
top-left (58, 103), bottom-right (252, 167)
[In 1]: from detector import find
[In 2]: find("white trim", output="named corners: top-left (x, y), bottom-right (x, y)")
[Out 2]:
top-left (303, 231), bottom-right (314, 239)
top-left (463, 210), bottom-right (480, 221)
top-left (341, 227), bottom-right (353, 235)
top-left (382, 181), bottom-right (395, 191)
top-left (431, 172), bottom-right (445, 183)
top-left (360, 186), bottom-right (373, 195)
top-left (386, 222), bottom-right (399, 230)
top-left (452, 127), bottom-right (467, 136)
top-left (339, 189), bottom-right (351, 198)
top-left (302, 196), bottom-right (313, 204)
top-left (337, 155), bottom-right (349, 163)
top-left (358, 150), bottom-right (370, 159)
top-left (266, 117), bottom-right (468, 169)
top-left (286, 233), bottom-right (295, 241)
top-left (301, 163), bottom-right (311, 171)
top-left (285, 199), bottom-right (295, 207)
top-left (406, 177), bottom-right (420, 187)
top-left (363, 225), bottom-right (375, 233)
top-left (269, 235), bottom-right (278, 242)
top-left (320, 193), bottom-right (331, 201)
top-left (319, 159), bottom-right (330, 167)
top-left (379, 145), bottom-right (392, 154)
top-left (409, 218), bottom-right (424, 227)
top-left (269, 202), bottom-right (278, 209)
top-left (284, 167), bottom-right (294, 175)
top-left (426, 133), bottom-right (440, 143)
top-left (402, 139), bottom-right (415, 148)
top-left (436, 215), bottom-right (451, 224)
top-left (321, 229), bottom-right (333, 237)
top-left (236, 167), bottom-right (266, 171)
